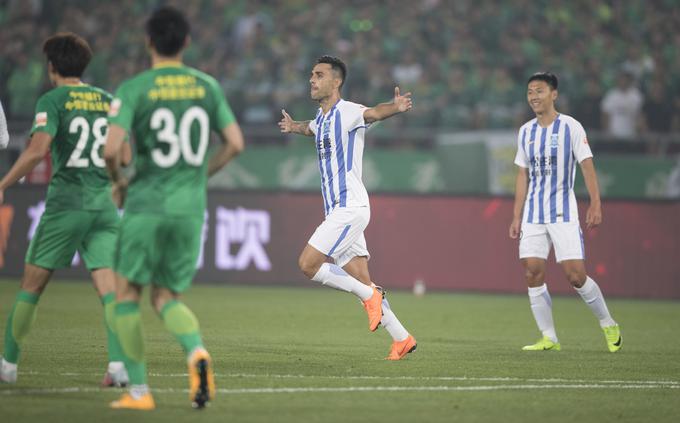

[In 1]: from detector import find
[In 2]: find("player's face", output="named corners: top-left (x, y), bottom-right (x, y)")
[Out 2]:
top-left (527, 80), bottom-right (557, 114)
top-left (309, 64), bottom-right (338, 100)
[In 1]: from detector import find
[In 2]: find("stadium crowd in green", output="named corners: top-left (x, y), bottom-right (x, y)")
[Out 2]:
top-left (1, 0), bottom-right (678, 133)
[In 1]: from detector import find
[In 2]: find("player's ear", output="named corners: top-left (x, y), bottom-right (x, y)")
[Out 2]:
top-left (551, 89), bottom-right (558, 101)
top-left (144, 36), bottom-right (153, 53)
top-left (183, 35), bottom-right (191, 50)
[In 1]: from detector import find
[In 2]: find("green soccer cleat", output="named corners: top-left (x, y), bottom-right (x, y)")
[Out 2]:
top-left (522, 336), bottom-right (561, 351)
top-left (603, 325), bottom-right (622, 352)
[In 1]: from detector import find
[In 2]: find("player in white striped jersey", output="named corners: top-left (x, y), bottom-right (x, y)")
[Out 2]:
top-left (509, 72), bottom-right (621, 353)
top-left (278, 56), bottom-right (416, 360)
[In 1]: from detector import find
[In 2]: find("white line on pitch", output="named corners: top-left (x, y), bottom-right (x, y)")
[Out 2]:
top-left (1, 384), bottom-right (679, 396)
top-left (19, 371), bottom-right (680, 386)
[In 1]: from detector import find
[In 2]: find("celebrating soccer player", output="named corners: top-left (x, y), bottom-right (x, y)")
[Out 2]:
top-left (509, 72), bottom-right (622, 352)
top-left (103, 6), bottom-right (244, 410)
top-left (278, 56), bottom-right (417, 360)
top-left (0, 33), bottom-right (131, 386)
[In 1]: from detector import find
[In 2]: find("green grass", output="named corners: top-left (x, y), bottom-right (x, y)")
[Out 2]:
top-left (1, 280), bottom-right (679, 423)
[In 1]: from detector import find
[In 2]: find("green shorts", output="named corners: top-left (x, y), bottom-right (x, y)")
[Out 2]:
top-left (114, 212), bottom-right (203, 293)
top-left (26, 208), bottom-right (120, 271)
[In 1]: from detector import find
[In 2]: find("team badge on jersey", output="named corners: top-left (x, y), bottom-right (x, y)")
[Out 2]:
top-left (35, 112), bottom-right (47, 127)
top-left (108, 98), bottom-right (122, 117)
top-left (550, 134), bottom-right (559, 149)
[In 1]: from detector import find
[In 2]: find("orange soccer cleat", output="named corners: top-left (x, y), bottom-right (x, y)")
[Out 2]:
top-left (188, 348), bottom-right (215, 409)
top-left (386, 335), bottom-right (417, 360)
top-left (362, 287), bottom-right (384, 332)
top-left (110, 393), bottom-right (156, 410)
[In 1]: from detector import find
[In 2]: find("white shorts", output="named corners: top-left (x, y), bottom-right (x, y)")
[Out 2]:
top-left (519, 221), bottom-right (585, 263)
top-left (308, 206), bottom-right (371, 267)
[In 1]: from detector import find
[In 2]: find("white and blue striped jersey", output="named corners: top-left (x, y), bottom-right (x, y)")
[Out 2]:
top-left (309, 99), bottom-right (370, 215)
top-left (514, 114), bottom-right (593, 224)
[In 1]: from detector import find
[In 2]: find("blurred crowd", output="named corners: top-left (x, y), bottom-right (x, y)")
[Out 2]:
top-left (1, 0), bottom-right (679, 139)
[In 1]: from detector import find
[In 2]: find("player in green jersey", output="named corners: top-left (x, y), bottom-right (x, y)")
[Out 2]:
top-left (0, 33), bottom-right (131, 386)
top-left (103, 7), bottom-right (244, 411)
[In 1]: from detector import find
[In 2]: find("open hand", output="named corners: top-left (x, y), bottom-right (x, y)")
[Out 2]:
top-left (278, 109), bottom-right (294, 133)
top-left (394, 87), bottom-right (413, 112)
top-left (509, 217), bottom-right (521, 239)
top-left (585, 203), bottom-right (602, 229)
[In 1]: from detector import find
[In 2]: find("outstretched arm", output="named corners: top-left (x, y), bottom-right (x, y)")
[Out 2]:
top-left (278, 109), bottom-right (313, 137)
top-left (579, 158), bottom-right (602, 229)
top-left (0, 132), bottom-right (52, 204)
top-left (363, 87), bottom-right (413, 124)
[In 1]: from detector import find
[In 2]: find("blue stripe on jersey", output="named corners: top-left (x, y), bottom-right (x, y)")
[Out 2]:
top-left (347, 125), bottom-right (368, 172)
top-left (334, 109), bottom-right (347, 207)
top-left (527, 122), bottom-right (538, 223)
top-left (316, 114), bottom-right (330, 215)
top-left (549, 118), bottom-right (561, 223)
top-left (563, 124), bottom-right (572, 222)
top-left (537, 126), bottom-right (548, 224)
top-left (328, 224), bottom-right (351, 256)
top-left (521, 127), bottom-right (527, 155)
top-left (579, 227), bottom-right (585, 259)
top-left (323, 109), bottom-right (338, 210)
top-left (347, 130), bottom-right (357, 171)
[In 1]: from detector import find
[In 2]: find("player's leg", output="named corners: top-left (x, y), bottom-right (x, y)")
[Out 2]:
top-left (90, 269), bottom-right (128, 387)
top-left (2, 209), bottom-right (83, 382)
top-left (1, 264), bottom-right (52, 383)
top-left (109, 213), bottom-right (156, 410)
top-left (551, 222), bottom-right (621, 352)
top-left (152, 215), bottom-right (213, 409)
top-left (81, 208), bottom-right (129, 386)
top-left (109, 277), bottom-right (154, 410)
top-left (343, 255), bottom-right (417, 360)
top-left (519, 223), bottom-right (560, 350)
top-left (302, 207), bottom-right (382, 330)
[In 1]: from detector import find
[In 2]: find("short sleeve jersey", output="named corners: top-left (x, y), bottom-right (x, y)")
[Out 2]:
top-left (308, 99), bottom-right (370, 215)
top-left (30, 84), bottom-right (115, 211)
top-left (107, 63), bottom-right (236, 217)
top-left (514, 114), bottom-right (593, 224)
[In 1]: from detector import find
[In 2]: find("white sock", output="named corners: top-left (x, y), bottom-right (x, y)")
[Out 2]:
top-left (380, 297), bottom-right (409, 342)
top-left (574, 276), bottom-right (616, 328)
top-left (107, 361), bottom-right (125, 374)
top-left (528, 284), bottom-right (558, 343)
top-left (312, 263), bottom-right (373, 301)
top-left (129, 384), bottom-right (149, 399)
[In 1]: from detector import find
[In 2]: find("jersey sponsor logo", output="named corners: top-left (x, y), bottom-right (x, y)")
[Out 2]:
top-left (108, 98), bottom-right (122, 117)
top-left (550, 134), bottom-right (559, 149)
top-left (35, 112), bottom-right (48, 127)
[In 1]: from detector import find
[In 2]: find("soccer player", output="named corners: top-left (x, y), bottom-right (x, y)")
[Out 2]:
top-left (278, 56), bottom-right (417, 360)
top-left (103, 7), bottom-right (244, 410)
top-left (509, 72), bottom-right (622, 352)
top-left (0, 33), bottom-right (130, 385)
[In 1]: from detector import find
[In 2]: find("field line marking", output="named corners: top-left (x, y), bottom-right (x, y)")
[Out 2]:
top-left (1, 383), bottom-right (679, 396)
top-left (19, 371), bottom-right (680, 386)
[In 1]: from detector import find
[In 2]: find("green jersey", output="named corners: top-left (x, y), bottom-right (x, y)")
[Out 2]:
top-left (108, 63), bottom-right (236, 216)
top-left (31, 84), bottom-right (115, 211)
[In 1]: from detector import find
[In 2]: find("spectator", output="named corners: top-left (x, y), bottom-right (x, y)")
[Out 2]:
top-left (601, 71), bottom-right (644, 140)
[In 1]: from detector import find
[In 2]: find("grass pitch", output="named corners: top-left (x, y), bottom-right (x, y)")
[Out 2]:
top-left (0, 280), bottom-right (678, 422)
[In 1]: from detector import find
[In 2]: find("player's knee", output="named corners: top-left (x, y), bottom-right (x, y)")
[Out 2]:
top-left (524, 267), bottom-right (544, 285)
top-left (566, 271), bottom-right (586, 287)
top-left (298, 255), bottom-right (321, 279)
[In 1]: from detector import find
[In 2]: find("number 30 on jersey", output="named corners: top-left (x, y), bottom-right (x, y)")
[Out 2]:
top-left (151, 106), bottom-right (209, 168)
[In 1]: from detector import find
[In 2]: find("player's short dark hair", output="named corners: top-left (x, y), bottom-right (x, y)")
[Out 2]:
top-left (42, 32), bottom-right (92, 78)
top-left (527, 72), bottom-right (558, 90)
top-left (146, 6), bottom-right (190, 56)
top-left (316, 55), bottom-right (347, 89)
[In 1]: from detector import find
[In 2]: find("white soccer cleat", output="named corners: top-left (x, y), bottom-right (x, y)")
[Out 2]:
top-left (0, 357), bottom-right (18, 383)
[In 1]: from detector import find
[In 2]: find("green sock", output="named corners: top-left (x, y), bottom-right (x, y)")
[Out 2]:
top-left (101, 292), bottom-right (125, 363)
top-left (114, 301), bottom-right (146, 385)
top-left (160, 300), bottom-right (203, 355)
top-left (3, 290), bottom-right (40, 364)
